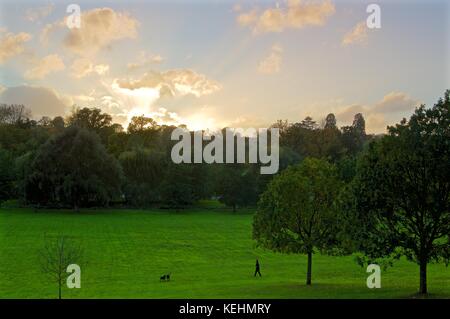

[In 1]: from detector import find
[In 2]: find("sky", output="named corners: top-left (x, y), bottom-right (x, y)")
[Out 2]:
top-left (0, 0), bottom-right (448, 133)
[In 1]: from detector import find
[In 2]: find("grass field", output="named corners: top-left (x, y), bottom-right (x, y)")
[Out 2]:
top-left (0, 207), bottom-right (449, 299)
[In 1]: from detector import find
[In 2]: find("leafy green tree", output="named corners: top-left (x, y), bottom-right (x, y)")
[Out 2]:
top-left (215, 165), bottom-right (257, 212)
top-left (353, 91), bottom-right (450, 294)
top-left (127, 116), bottom-right (159, 133)
top-left (341, 113), bottom-right (368, 155)
top-left (119, 148), bottom-right (166, 206)
top-left (51, 116), bottom-right (65, 131)
top-left (253, 158), bottom-right (342, 285)
top-left (0, 148), bottom-right (15, 202)
top-left (25, 127), bottom-right (122, 209)
top-left (67, 107), bottom-right (113, 131)
top-left (324, 113), bottom-right (337, 130)
top-left (317, 124), bottom-right (344, 161)
top-left (352, 113), bottom-right (366, 136)
top-left (67, 107), bottom-right (122, 143)
top-left (159, 163), bottom-right (195, 208)
top-left (336, 155), bottom-right (357, 183)
top-left (300, 116), bottom-right (318, 130)
top-left (14, 151), bottom-right (34, 201)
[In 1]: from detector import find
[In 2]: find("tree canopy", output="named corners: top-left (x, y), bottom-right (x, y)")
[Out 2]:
top-left (25, 126), bottom-right (122, 208)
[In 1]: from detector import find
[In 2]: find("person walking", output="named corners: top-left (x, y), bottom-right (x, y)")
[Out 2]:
top-left (254, 259), bottom-right (262, 277)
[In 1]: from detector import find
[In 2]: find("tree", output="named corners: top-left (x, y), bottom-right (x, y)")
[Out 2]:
top-left (51, 116), bottom-right (65, 131)
top-left (67, 107), bottom-right (113, 131)
top-left (300, 116), bottom-right (318, 130)
top-left (283, 122), bottom-right (320, 158)
top-left (353, 91), bottom-right (450, 294)
top-left (39, 235), bottom-right (83, 299)
top-left (25, 126), bottom-right (122, 209)
top-left (215, 165), bottom-right (257, 212)
top-left (317, 123), bottom-right (344, 161)
top-left (119, 148), bottom-right (167, 206)
top-left (352, 113), bottom-right (366, 136)
top-left (127, 116), bottom-right (159, 133)
top-left (0, 104), bottom-right (30, 125)
top-left (159, 163), bottom-right (196, 208)
top-left (0, 148), bottom-right (15, 202)
top-left (324, 113), bottom-right (337, 130)
top-left (271, 120), bottom-right (289, 135)
top-left (341, 113), bottom-right (368, 155)
top-left (253, 158), bottom-right (342, 285)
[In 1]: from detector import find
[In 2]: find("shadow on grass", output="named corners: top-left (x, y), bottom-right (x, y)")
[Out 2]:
top-left (236, 282), bottom-right (449, 299)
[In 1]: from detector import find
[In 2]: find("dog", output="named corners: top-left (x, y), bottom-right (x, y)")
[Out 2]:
top-left (160, 273), bottom-right (171, 282)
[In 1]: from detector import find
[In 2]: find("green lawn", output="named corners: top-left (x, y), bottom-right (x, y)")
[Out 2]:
top-left (0, 208), bottom-right (449, 299)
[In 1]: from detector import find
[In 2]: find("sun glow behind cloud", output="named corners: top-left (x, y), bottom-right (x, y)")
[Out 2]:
top-left (111, 81), bottom-right (160, 123)
top-left (110, 80), bottom-right (221, 131)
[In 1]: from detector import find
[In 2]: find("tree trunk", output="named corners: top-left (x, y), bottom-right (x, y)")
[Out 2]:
top-left (306, 251), bottom-right (312, 285)
top-left (58, 281), bottom-right (62, 299)
top-left (419, 259), bottom-right (427, 294)
top-left (232, 204), bottom-right (236, 213)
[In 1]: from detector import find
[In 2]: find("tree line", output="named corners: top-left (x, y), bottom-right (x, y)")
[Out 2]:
top-left (0, 101), bottom-right (368, 210)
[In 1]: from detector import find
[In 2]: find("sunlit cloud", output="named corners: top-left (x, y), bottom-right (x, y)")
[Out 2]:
top-left (334, 92), bottom-right (421, 133)
top-left (25, 3), bottom-right (54, 22)
top-left (116, 69), bottom-right (221, 98)
top-left (71, 58), bottom-right (110, 78)
top-left (42, 7), bottom-right (139, 56)
top-left (342, 21), bottom-right (368, 46)
top-left (237, 0), bottom-right (335, 34)
top-left (127, 51), bottom-right (164, 71)
top-left (24, 54), bottom-right (65, 79)
top-left (0, 30), bottom-right (32, 64)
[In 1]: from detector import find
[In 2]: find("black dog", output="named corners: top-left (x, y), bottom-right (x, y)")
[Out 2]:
top-left (160, 273), bottom-right (171, 282)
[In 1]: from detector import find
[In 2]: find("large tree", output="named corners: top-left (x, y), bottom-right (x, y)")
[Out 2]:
top-left (0, 104), bottom-right (30, 125)
top-left (159, 163), bottom-right (196, 208)
top-left (341, 113), bottom-right (368, 155)
top-left (353, 90), bottom-right (450, 294)
top-left (215, 164), bottom-right (257, 212)
top-left (253, 158), bottom-right (342, 285)
top-left (0, 148), bottom-right (15, 202)
top-left (119, 148), bottom-right (167, 206)
top-left (25, 126), bottom-right (122, 209)
top-left (67, 107), bottom-right (113, 131)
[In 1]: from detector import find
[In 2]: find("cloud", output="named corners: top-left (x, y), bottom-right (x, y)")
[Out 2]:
top-left (237, 9), bottom-right (258, 26)
top-left (24, 54), bottom-right (65, 79)
top-left (342, 21), bottom-right (368, 46)
top-left (237, 0), bottom-right (335, 34)
top-left (258, 44), bottom-right (283, 74)
top-left (374, 92), bottom-right (420, 113)
top-left (0, 31), bottom-right (32, 64)
top-left (25, 3), bottom-right (54, 22)
top-left (148, 107), bottom-right (182, 125)
top-left (335, 92), bottom-right (421, 133)
top-left (0, 85), bottom-right (72, 118)
top-left (71, 58), bottom-right (109, 78)
top-left (127, 51), bottom-right (164, 71)
top-left (232, 4), bottom-right (242, 12)
top-left (42, 8), bottom-right (138, 56)
top-left (116, 69), bottom-right (221, 98)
